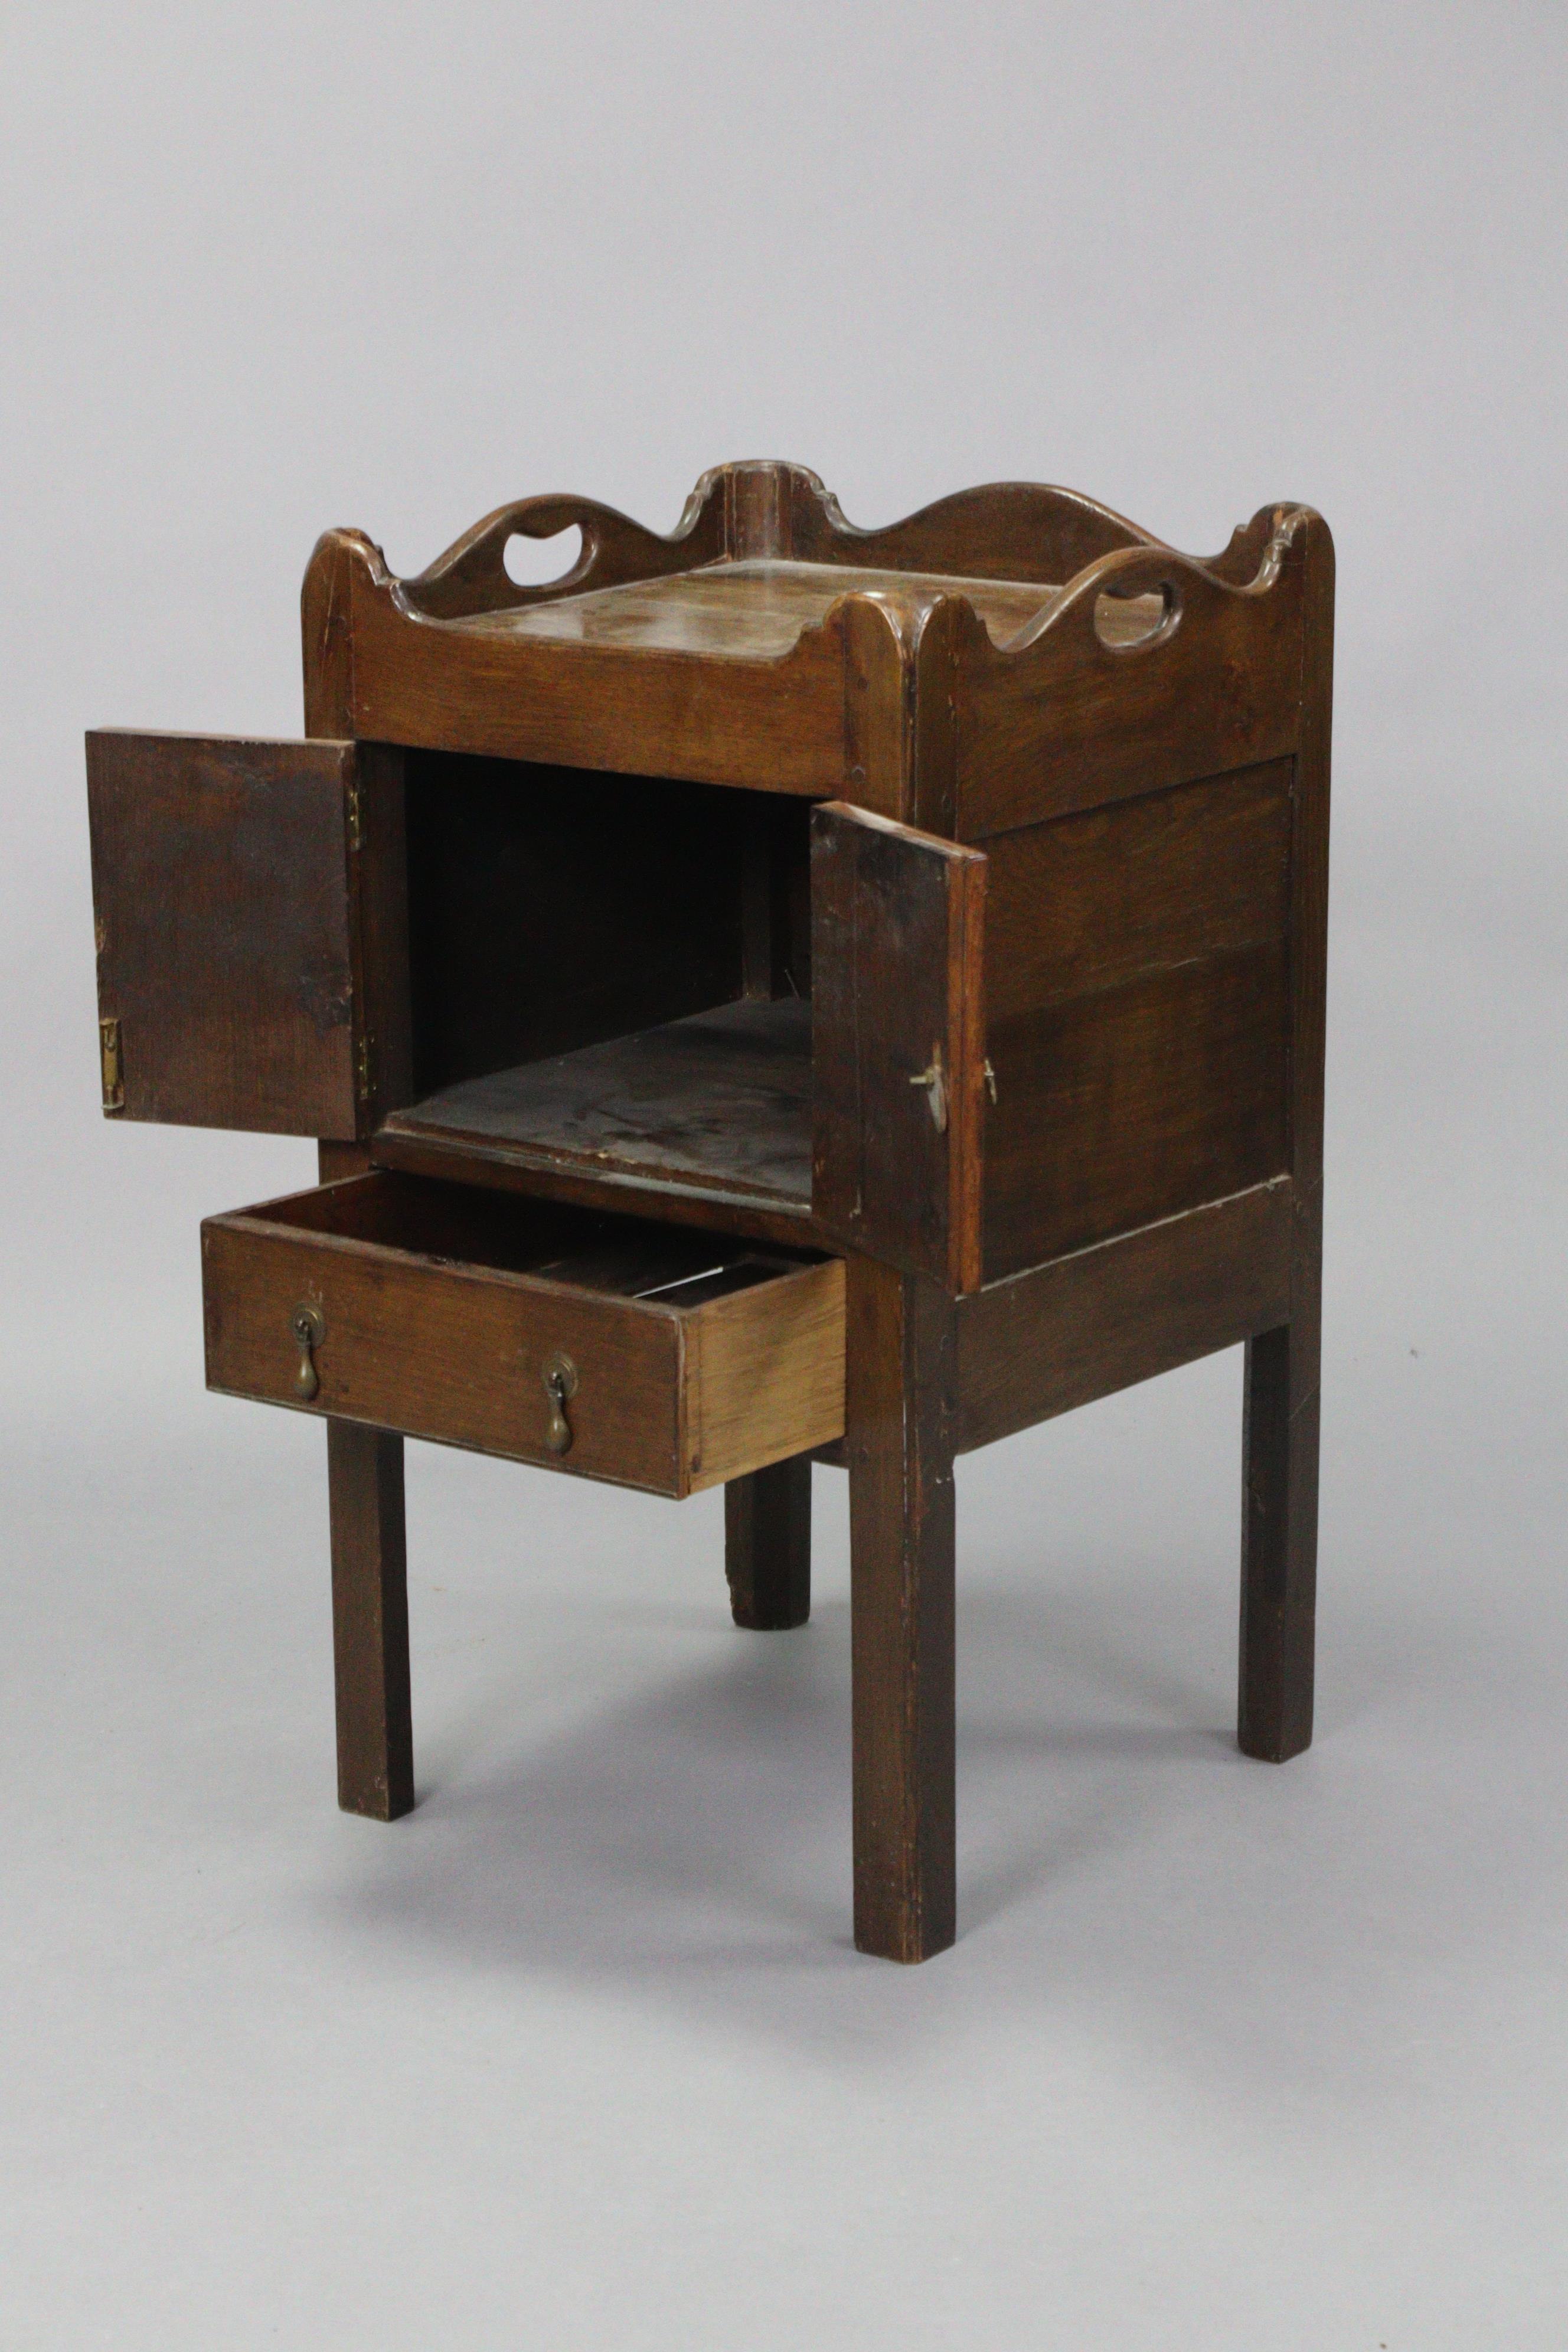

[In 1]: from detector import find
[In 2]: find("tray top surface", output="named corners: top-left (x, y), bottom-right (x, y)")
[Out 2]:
top-left (448, 558), bottom-right (1063, 661)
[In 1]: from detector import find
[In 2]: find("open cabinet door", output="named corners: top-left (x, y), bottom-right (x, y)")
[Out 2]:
top-left (86, 731), bottom-right (406, 1140)
top-left (811, 802), bottom-right (987, 1292)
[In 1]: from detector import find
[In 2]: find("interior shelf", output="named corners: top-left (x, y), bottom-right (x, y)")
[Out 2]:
top-left (376, 996), bottom-right (813, 1217)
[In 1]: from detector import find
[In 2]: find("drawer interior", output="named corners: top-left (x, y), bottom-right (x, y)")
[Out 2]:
top-left (242, 1171), bottom-right (822, 1301)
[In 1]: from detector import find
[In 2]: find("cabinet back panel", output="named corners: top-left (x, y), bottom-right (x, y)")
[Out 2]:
top-left (404, 755), bottom-right (749, 1094)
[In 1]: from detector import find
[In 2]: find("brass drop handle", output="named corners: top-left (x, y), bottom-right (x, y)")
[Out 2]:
top-left (291, 1304), bottom-right (325, 1402)
top-left (909, 1043), bottom-right (948, 1134)
top-left (541, 1351), bottom-right (578, 1455)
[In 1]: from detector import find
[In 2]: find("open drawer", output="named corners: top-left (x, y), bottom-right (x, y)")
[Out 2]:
top-left (201, 1172), bottom-right (845, 1497)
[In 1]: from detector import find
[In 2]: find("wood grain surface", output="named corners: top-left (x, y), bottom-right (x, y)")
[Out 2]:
top-left (328, 1423), bottom-right (414, 1820)
top-left (724, 1458), bottom-right (812, 1630)
top-left (811, 803), bottom-right (987, 1292)
top-left (847, 1256), bottom-right (958, 1962)
top-left (300, 470), bottom-right (1312, 814)
top-left (955, 1179), bottom-right (1293, 1452)
top-left (381, 998), bottom-right (813, 1211)
top-left (202, 1172), bottom-right (844, 1498)
top-left (87, 731), bottom-right (363, 1137)
top-left (1240, 512), bottom-right (1335, 1764)
top-left (951, 512), bottom-right (1315, 839)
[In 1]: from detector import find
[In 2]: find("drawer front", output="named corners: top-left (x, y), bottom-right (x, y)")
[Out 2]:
top-left (201, 1178), bottom-right (845, 1498)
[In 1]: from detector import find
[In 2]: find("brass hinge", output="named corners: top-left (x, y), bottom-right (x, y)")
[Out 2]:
top-left (99, 1017), bottom-right (124, 1112)
top-left (355, 1031), bottom-right (373, 1106)
top-left (346, 775), bottom-right (363, 852)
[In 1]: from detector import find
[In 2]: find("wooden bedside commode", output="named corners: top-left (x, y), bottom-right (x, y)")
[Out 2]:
top-left (86, 463), bottom-right (1332, 1962)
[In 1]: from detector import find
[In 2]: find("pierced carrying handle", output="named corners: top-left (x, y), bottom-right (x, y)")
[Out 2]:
top-left (541, 1351), bottom-right (579, 1456)
top-left (290, 1304), bottom-right (325, 1402)
top-left (402, 494), bottom-right (719, 620)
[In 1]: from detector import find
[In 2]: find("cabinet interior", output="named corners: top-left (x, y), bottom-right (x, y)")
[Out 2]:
top-left (384, 752), bottom-right (816, 1212)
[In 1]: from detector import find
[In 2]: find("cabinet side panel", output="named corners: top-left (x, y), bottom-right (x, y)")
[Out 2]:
top-left (981, 765), bottom-right (1292, 1279)
top-left (955, 550), bottom-right (1303, 839)
top-left (87, 731), bottom-right (360, 1138)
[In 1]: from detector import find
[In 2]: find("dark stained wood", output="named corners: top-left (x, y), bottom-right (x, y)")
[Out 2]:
top-left (301, 530), bottom-right (356, 737)
top-left (403, 462), bottom-right (1164, 616)
top-left (341, 564), bottom-right (1166, 805)
top-left (351, 742), bottom-right (414, 1128)
top-left (840, 593), bottom-right (913, 824)
top-left (812, 803), bottom-right (987, 1292)
top-left (201, 1172), bottom-right (845, 1498)
top-left (847, 1257), bottom-right (957, 1962)
top-left (90, 462), bottom-right (1333, 1959)
top-left (950, 512), bottom-right (1314, 839)
top-left (204, 1193), bottom-right (684, 1494)
top-left (983, 760), bottom-right (1292, 1022)
top-left (738, 792), bottom-right (813, 1002)
top-left (368, 1125), bottom-right (816, 1253)
top-left (382, 998), bottom-right (812, 1216)
top-left (298, 466), bottom-right (1260, 809)
top-left (399, 485), bottom-right (728, 621)
top-left (318, 1141), bottom-right (373, 1182)
top-left (328, 1421), bottom-right (414, 1821)
top-left (1241, 1324), bottom-right (1319, 1759)
top-left (724, 1457), bottom-right (812, 1630)
top-left (338, 532), bottom-right (859, 801)
top-left (981, 761), bottom-right (1292, 1276)
top-left (956, 1179), bottom-right (1292, 1452)
top-left (86, 731), bottom-right (364, 1139)
top-left (401, 460), bottom-right (1164, 623)
top-left (786, 468), bottom-right (1155, 583)
top-left (403, 755), bottom-right (747, 1094)
top-left (985, 942), bottom-right (1289, 1278)
top-left (1240, 512), bottom-right (1334, 1764)
top-left (476, 560), bottom-right (1132, 660)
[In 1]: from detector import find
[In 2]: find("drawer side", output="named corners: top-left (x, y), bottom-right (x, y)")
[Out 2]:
top-left (682, 1258), bottom-right (847, 1493)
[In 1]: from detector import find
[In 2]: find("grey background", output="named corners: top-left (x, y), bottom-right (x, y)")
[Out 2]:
top-left (3, 5), bottom-right (1564, 2345)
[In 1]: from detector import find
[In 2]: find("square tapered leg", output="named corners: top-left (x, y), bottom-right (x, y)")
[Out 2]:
top-left (847, 1258), bottom-right (957, 1962)
top-left (1240, 1313), bottom-right (1319, 1762)
top-left (327, 1421), bottom-right (414, 1819)
top-left (725, 1456), bottom-right (812, 1629)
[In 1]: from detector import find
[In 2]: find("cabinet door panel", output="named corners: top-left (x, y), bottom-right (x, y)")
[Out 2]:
top-left (811, 802), bottom-right (986, 1291)
top-left (87, 731), bottom-right (363, 1138)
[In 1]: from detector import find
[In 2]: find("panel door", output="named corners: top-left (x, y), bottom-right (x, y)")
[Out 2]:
top-left (811, 802), bottom-right (987, 1292)
top-left (87, 730), bottom-right (397, 1139)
